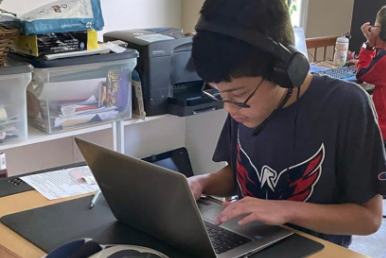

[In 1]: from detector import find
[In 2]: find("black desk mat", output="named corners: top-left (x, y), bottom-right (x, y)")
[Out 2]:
top-left (1, 196), bottom-right (324, 258)
top-left (0, 162), bottom-right (87, 198)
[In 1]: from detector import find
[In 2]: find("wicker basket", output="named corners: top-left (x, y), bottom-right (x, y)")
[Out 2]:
top-left (0, 23), bottom-right (19, 66)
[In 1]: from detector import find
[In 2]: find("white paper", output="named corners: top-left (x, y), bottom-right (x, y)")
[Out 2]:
top-left (75, 106), bottom-right (117, 116)
top-left (20, 166), bottom-right (99, 200)
top-left (97, 110), bottom-right (119, 121)
top-left (20, 0), bottom-right (94, 21)
top-left (80, 176), bottom-right (97, 185)
top-left (60, 96), bottom-right (99, 116)
top-left (103, 42), bottom-right (127, 53)
top-left (55, 107), bottom-right (118, 127)
top-left (79, 95), bottom-right (98, 105)
top-left (135, 34), bottom-right (174, 43)
top-left (39, 78), bottom-right (106, 102)
top-left (54, 113), bottom-right (95, 127)
top-left (45, 46), bottom-right (111, 60)
top-left (0, 106), bottom-right (7, 122)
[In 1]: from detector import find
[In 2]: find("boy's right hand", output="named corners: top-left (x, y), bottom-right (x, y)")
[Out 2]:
top-left (361, 22), bottom-right (377, 46)
top-left (187, 176), bottom-right (205, 201)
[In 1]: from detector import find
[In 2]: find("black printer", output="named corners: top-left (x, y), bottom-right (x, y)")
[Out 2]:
top-left (103, 28), bottom-right (223, 117)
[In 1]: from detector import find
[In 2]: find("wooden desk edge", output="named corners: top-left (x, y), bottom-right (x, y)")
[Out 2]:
top-left (0, 191), bottom-right (373, 258)
top-left (0, 245), bottom-right (20, 258)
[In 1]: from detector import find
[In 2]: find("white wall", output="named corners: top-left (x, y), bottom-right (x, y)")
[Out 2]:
top-left (181, 0), bottom-right (204, 33)
top-left (2, 0), bottom-right (182, 40)
top-left (100, 0), bottom-right (181, 37)
top-left (122, 116), bottom-right (186, 159)
top-left (305, 0), bottom-right (354, 38)
top-left (5, 128), bottom-right (115, 176)
top-left (186, 110), bottom-right (227, 175)
top-left (1, 0), bottom-right (53, 14)
top-left (180, 0), bottom-right (355, 39)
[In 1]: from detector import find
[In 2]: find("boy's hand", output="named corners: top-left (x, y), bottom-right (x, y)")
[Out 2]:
top-left (187, 176), bottom-right (205, 201)
top-left (361, 22), bottom-right (378, 47)
top-left (215, 196), bottom-right (292, 226)
top-left (345, 59), bottom-right (358, 66)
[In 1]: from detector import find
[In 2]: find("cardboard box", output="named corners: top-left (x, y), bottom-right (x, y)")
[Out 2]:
top-left (12, 30), bottom-right (98, 57)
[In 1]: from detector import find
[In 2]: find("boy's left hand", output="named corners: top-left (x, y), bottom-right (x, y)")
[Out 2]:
top-left (215, 196), bottom-right (291, 226)
top-left (361, 22), bottom-right (378, 46)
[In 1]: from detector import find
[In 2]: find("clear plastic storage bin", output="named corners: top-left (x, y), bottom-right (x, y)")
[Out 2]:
top-left (11, 50), bottom-right (138, 133)
top-left (0, 64), bottom-right (32, 145)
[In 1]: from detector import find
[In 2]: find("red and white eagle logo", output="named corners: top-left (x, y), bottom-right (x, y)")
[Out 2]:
top-left (236, 144), bottom-right (325, 202)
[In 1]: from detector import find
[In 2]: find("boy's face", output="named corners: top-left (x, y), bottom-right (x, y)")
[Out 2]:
top-left (374, 20), bottom-right (384, 48)
top-left (209, 76), bottom-right (282, 128)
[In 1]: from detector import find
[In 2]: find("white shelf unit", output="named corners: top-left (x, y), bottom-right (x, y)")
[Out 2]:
top-left (117, 110), bottom-right (228, 175)
top-left (185, 109), bottom-right (228, 175)
top-left (0, 123), bottom-right (115, 152)
top-left (117, 115), bottom-right (187, 158)
top-left (1, 110), bottom-right (227, 177)
top-left (1, 122), bottom-right (117, 176)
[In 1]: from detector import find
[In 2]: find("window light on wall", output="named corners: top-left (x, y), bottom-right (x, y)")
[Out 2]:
top-left (286, 0), bottom-right (309, 30)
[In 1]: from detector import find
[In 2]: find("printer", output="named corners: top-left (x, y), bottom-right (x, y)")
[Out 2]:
top-left (103, 28), bottom-right (223, 117)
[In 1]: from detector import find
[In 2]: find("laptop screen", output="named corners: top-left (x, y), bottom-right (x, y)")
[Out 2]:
top-left (294, 27), bottom-right (309, 61)
top-left (142, 147), bottom-right (194, 178)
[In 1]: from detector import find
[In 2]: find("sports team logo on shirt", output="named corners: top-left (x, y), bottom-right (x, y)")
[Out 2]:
top-left (236, 143), bottom-right (325, 202)
top-left (379, 172), bottom-right (386, 181)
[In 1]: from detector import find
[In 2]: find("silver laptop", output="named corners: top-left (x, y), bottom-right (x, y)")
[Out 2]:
top-left (294, 27), bottom-right (309, 61)
top-left (294, 27), bottom-right (328, 73)
top-left (75, 138), bottom-right (293, 258)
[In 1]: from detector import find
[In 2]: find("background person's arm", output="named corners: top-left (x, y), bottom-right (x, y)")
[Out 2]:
top-left (356, 48), bottom-right (386, 85)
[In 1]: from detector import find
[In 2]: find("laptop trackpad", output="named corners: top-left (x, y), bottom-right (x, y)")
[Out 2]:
top-left (197, 199), bottom-right (292, 240)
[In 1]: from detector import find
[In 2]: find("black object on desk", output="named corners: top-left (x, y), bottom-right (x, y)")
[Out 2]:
top-left (1, 195), bottom-right (324, 258)
top-left (0, 162), bottom-right (87, 198)
top-left (103, 28), bottom-right (223, 117)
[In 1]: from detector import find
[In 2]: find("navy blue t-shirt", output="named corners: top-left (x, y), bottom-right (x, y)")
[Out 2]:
top-left (213, 75), bottom-right (386, 247)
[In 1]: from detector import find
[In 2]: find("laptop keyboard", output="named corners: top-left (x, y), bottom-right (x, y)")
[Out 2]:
top-left (205, 222), bottom-right (251, 254)
top-left (311, 66), bottom-right (356, 80)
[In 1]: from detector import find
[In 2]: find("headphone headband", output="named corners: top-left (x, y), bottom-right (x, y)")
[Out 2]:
top-left (195, 16), bottom-right (292, 63)
top-left (194, 16), bottom-right (310, 88)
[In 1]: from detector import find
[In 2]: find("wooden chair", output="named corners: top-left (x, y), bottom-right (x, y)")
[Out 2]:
top-left (305, 35), bottom-right (339, 62)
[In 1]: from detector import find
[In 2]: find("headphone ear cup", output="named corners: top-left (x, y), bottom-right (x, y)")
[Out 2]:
top-left (271, 46), bottom-right (310, 89)
top-left (379, 28), bottom-right (386, 41)
top-left (271, 59), bottom-right (292, 88)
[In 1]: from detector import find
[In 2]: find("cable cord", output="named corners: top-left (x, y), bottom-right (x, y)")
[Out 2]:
top-left (252, 88), bottom-right (293, 136)
top-left (288, 85), bottom-right (301, 172)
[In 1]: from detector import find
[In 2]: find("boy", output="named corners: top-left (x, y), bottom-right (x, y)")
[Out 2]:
top-left (188, 0), bottom-right (386, 247)
top-left (356, 5), bottom-right (386, 148)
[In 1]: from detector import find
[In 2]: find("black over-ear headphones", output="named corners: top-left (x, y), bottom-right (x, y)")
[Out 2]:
top-left (195, 16), bottom-right (310, 89)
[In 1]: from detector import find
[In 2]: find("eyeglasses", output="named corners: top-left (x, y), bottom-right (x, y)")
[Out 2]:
top-left (201, 78), bottom-right (265, 108)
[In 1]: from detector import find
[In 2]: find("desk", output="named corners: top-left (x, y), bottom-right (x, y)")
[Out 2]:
top-left (0, 191), bottom-right (373, 258)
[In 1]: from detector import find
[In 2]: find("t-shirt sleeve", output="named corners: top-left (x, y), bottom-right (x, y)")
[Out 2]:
top-left (336, 87), bottom-right (386, 204)
top-left (213, 114), bottom-right (232, 164)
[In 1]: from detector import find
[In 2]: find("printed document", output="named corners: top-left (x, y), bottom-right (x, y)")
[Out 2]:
top-left (20, 166), bottom-right (99, 200)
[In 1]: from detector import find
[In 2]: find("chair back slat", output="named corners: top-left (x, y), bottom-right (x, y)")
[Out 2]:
top-left (306, 35), bottom-right (339, 62)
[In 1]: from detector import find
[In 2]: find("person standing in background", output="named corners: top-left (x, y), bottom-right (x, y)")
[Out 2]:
top-left (356, 5), bottom-right (386, 147)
